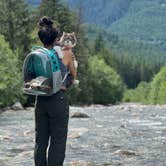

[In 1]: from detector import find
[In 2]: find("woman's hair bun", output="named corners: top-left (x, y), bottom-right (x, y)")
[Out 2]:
top-left (39, 16), bottom-right (53, 28)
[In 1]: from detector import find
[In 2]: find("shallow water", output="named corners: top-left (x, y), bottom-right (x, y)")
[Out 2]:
top-left (0, 103), bottom-right (166, 166)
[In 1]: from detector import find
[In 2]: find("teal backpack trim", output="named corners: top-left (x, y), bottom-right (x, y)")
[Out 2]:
top-left (32, 46), bottom-right (60, 73)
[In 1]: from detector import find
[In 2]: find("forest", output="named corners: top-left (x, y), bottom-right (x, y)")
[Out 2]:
top-left (0, 0), bottom-right (166, 108)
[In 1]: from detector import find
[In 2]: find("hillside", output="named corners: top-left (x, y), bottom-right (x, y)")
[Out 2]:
top-left (110, 0), bottom-right (166, 48)
top-left (67, 0), bottom-right (166, 49)
top-left (67, 0), bottom-right (132, 26)
top-left (26, 0), bottom-right (166, 49)
top-left (26, 0), bottom-right (41, 6)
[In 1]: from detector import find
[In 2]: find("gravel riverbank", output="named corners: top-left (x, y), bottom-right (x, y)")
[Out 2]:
top-left (0, 103), bottom-right (166, 166)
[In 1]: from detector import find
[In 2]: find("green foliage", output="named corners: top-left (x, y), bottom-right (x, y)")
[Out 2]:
top-left (89, 56), bottom-right (125, 104)
top-left (111, 0), bottom-right (166, 50)
top-left (2, 0), bottom-right (165, 107)
top-left (149, 66), bottom-right (166, 104)
top-left (94, 34), bottom-right (105, 54)
top-left (0, 0), bottom-right (33, 70)
top-left (38, 0), bottom-right (75, 32)
top-left (123, 67), bottom-right (166, 104)
top-left (69, 30), bottom-right (93, 105)
top-left (0, 35), bottom-right (26, 108)
top-left (86, 25), bottom-right (166, 88)
top-left (63, 0), bottom-right (166, 50)
top-left (123, 81), bottom-right (151, 103)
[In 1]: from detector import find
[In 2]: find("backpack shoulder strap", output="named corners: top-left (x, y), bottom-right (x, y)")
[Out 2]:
top-left (31, 46), bottom-right (50, 55)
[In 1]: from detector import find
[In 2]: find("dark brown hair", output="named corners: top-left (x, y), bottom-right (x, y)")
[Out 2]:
top-left (38, 16), bottom-right (59, 46)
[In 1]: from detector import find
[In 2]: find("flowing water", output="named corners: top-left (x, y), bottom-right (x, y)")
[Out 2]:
top-left (0, 103), bottom-right (166, 166)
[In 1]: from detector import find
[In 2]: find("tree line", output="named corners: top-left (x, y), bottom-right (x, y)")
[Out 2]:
top-left (0, 0), bottom-right (165, 108)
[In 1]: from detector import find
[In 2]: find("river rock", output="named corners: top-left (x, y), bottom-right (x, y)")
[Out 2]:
top-left (68, 133), bottom-right (81, 139)
top-left (25, 107), bottom-right (34, 111)
top-left (114, 150), bottom-right (137, 157)
top-left (11, 102), bottom-right (24, 111)
top-left (0, 135), bottom-right (12, 141)
top-left (23, 130), bottom-right (34, 136)
top-left (70, 161), bottom-right (94, 166)
top-left (71, 112), bottom-right (90, 118)
top-left (1, 106), bottom-right (11, 111)
top-left (17, 150), bottom-right (33, 158)
top-left (69, 128), bottom-right (89, 136)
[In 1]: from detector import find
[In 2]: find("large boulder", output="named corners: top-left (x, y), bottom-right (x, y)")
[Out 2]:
top-left (11, 102), bottom-right (24, 111)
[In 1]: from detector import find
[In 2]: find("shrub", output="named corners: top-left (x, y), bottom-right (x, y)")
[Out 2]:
top-left (149, 66), bottom-right (166, 104)
top-left (0, 35), bottom-right (26, 108)
top-left (123, 81), bottom-right (151, 103)
top-left (89, 56), bottom-right (125, 104)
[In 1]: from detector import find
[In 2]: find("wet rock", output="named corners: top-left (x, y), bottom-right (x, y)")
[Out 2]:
top-left (71, 112), bottom-right (90, 118)
top-left (120, 124), bottom-right (126, 128)
top-left (17, 150), bottom-right (33, 158)
top-left (25, 107), bottom-right (34, 111)
top-left (0, 135), bottom-right (12, 141)
top-left (17, 144), bottom-right (33, 151)
top-left (1, 106), bottom-right (12, 113)
top-left (114, 150), bottom-right (137, 157)
top-left (68, 133), bottom-right (81, 139)
top-left (70, 160), bottom-right (94, 166)
top-left (9, 148), bottom-right (25, 154)
top-left (23, 130), bottom-right (34, 136)
top-left (11, 102), bottom-right (24, 111)
top-left (69, 128), bottom-right (89, 136)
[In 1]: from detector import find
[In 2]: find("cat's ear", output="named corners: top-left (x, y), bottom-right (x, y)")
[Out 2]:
top-left (72, 32), bottom-right (75, 36)
top-left (59, 32), bottom-right (65, 43)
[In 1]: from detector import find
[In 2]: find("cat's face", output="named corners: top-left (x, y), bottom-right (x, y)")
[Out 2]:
top-left (60, 32), bottom-right (77, 48)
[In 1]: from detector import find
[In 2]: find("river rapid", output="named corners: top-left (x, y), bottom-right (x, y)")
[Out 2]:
top-left (0, 103), bottom-right (166, 166)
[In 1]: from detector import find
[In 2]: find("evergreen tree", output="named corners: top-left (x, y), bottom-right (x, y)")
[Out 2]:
top-left (70, 5), bottom-right (93, 104)
top-left (38, 0), bottom-right (75, 32)
top-left (0, 0), bottom-right (32, 64)
top-left (0, 35), bottom-right (26, 108)
top-left (94, 34), bottom-right (105, 53)
top-left (89, 56), bottom-right (125, 104)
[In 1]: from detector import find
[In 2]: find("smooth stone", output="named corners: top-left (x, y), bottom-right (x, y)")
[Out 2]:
top-left (1, 106), bottom-right (11, 112)
top-left (16, 150), bottom-right (33, 158)
top-left (69, 128), bottom-right (89, 136)
top-left (0, 135), bottom-right (12, 141)
top-left (25, 107), bottom-right (34, 111)
top-left (114, 150), bottom-right (137, 157)
top-left (68, 133), bottom-right (81, 139)
top-left (70, 160), bottom-right (94, 166)
top-left (71, 112), bottom-right (90, 118)
top-left (23, 130), bottom-right (34, 136)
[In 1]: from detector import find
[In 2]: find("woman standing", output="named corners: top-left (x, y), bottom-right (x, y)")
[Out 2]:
top-left (34, 16), bottom-right (77, 166)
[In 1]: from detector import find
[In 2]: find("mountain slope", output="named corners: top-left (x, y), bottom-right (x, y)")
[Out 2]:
top-left (26, 0), bottom-right (166, 49)
top-left (67, 0), bottom-right (166, 49)
top-left (26, 0), bottom-right (41, 7)
top-left (110, 0), bottom-right (166, 47)
top-left (67, 0), bottom-right (132, 26)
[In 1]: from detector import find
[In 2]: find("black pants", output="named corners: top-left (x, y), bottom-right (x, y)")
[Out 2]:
top-left (34, 90), bottom-right (69, 166)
